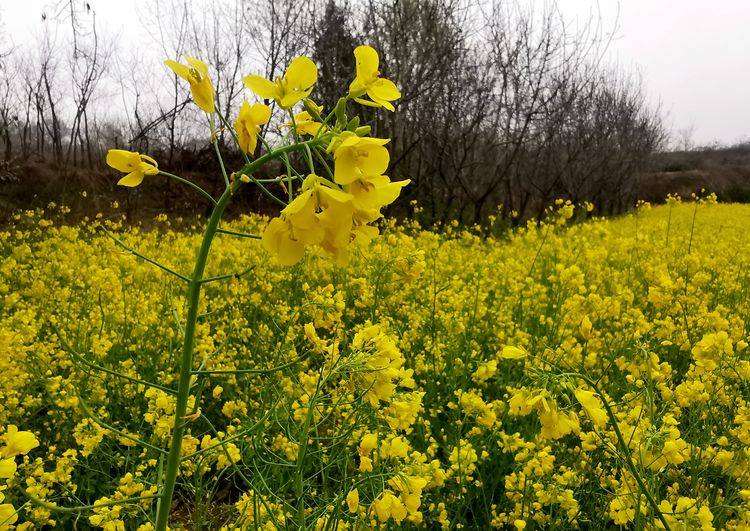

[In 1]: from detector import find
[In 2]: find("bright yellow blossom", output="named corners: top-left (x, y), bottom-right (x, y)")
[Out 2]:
top-left (331, 132), bottom-right (390, 185)
top-left (346, 488), bottom-right (359, 513)
top-left (261, 217), bottom-right (306, 266)
top-left (164, 56), bottom-right (215, 113)
top-left (1, 425), bottom-right (39, 458)
top-left (574, 388), bottom-right (608, 428)
top-left (234, 101), bottom-right (271, 154)
top-left (261, 174), bottom-right (354, 266)
top-left (500, 345), bottom-right (527, 359)
top-left (290, 110), bottom-right (327, 136)
top-left (346, 175), bottom-right (410, 213)
top-left (106, 149), bottom-right (159, 187)
top-left (0, 491), bottom-right (17, 527)
top-left (0, 458), bottom-right (16, 478)
top-left (348, 45), bottom-right (401, 111)
top-left (580, 315), bottom-right (593, 340)
top-left (244, 56), bottom-right (318, 108)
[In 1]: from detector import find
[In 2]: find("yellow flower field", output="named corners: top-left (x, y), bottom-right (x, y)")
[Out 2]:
top-left (1, 198), bottom-right (749, 529)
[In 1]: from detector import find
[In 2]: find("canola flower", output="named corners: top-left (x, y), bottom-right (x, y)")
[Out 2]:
top-left (84, 44), bottom-right (406, 531)
top-left (243, 56), bottom-right (318, 109)
top-left (164, 56), bottom-right (215, 113)
top-left (3, 197), bottom-right (750, 529)
top-left (0, 426), bottom-right (38, 528)
top-left (105, 150), bottom-right (159, 188)
top-left (3, 45), bottom-right (750, 531)
top-left (348, 45), bottom-right (401, 111)
top-left (233, 101), bottom-right (271, 154)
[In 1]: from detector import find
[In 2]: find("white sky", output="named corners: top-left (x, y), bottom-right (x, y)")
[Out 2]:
top-left (2, 0), bottom-right (749, 146)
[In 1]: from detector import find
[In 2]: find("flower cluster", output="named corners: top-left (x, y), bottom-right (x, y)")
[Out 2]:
top-left (1, 425), bottom-right (38, 527)
top-left (3, 197), bottom-right (750, 528)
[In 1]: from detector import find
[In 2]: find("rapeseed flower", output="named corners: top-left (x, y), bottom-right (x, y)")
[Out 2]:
top-left (106, 150), bottom-right (159, 187)
top-left (234, 101), bottom-right (271, 154)
top-left (244, 56), bottom-right (318, 108)
top-left (348, 45), bottom-right (401, 111)
top-left (164, 56), bottom-right (215, 113)
top-left (331, 132), bottom-right (390, 185)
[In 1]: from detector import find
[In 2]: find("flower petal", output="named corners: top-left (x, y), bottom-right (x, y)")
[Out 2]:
top-left (106, 149), bottom-right (140, 172)
top-left (249, 102), bottom-right (272, 125)
top-left (191, 79), bottom-right (215, 113)
top-left (117, 171), bottom-right (145, 187)
top-left (354, 45), bottom-right (379, 80)
top-left (284, 56), bottom-right (318, 90)
top-left (262, 217), bottom-right (306, 266)
top-left (369, 78), bottom-right (401, 101)
top-left (185, 56), bottom-right (209, 76)
top-left (164, 59), bottom-right (190, 81)
top-left (243, 75), bottom-right (277, 100)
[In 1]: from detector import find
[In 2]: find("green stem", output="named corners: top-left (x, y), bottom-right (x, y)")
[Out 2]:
top-left (102, 228), bottom-right (190, 282)
top-left (51, 323), bottom-right (176, 395)
top-left (154, 185), bottom-right (234, 530)
top-left (580, 376), bottom-right (671, 531)
top-left (210, 114), bottom-right (231, 188)
top-left (159, 171), bottom-right (217, 206)
top-left (199, 266), bottom-right (256, 284)
top-left (216, 227), bottom-right (261, 239)
top-left (154, 140), bottom-right (319, 530)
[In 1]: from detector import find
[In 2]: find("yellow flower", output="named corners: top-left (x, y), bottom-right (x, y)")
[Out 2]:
top-left (244, 56), bottom-right (318, 109)
top-left (349, 45), bottom-right (401, 111)
top-left (0, 498), bottom-right (18, 527)
top-left (290, 111), bottom-right (327, 136)
top-left (0, 458), bottom-right (16, 478)
top-left (359, 433), bottom-right (378, 457)
top-left (373, 491), bottom-right (408, 523)
top-left (164, 56), bottom-right (215, 113)
top-left (332, 132), bottom-right (390, 185)
top-left (1, 425), bottom-right (39, 458)
top-left (284, 175), bottom-right (353, 239)
top-left (261, 217), bottom-right (306, 266)
top-left (346, 175), bottom-right (409, 214)
top-left (234, 101), bottom-right (271, 154)
top-left (106, 149), bottom-right (159, 187)
top-left (346, 488), bottom-right (359, 513)
top-left (500, 345), bottom-right (526, 359)
top-left (574, 388), bottom-right (608, 428)
top-left (538, 405), bottom-right (580, 440)
top-left (580, 315), bottom-right (593, 340)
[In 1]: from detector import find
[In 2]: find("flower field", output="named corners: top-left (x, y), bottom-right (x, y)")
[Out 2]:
top-left (1, 198), bottom-right (750, 529)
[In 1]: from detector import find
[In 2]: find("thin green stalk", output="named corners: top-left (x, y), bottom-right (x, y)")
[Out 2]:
top-left (216, 228), bottom-right (261, 239)
top-left (102, 228), bottom-right (190, 282)
top-left (154, 185), bottom-right (234, 530)
top-left (154, 140), bottom-right (319, 530)
top-left (78, 395), bottom-right (168, 454)
top-left (159, 171), bottom-right (217, 206)
top-left (312, 147), bottom-right (333, 180)
top-left (199, 266), bottom-right (256, 284)
top-left (210, 114), bottom-right (231, 188)
top-left (579, 375), bottom-right (671, 531)
top-left (51, 323), bottom-right (176, 395)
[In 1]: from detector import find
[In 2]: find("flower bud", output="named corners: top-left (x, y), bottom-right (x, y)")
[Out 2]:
top-left (346, 116), bottom-right (360, 131)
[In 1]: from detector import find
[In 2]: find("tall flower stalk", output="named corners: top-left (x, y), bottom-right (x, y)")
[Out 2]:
top-left (96, 46), bottom-right (407, 530)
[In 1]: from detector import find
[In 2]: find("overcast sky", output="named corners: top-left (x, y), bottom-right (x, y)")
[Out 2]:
top-left (2, 0), bottom-right (749, 146)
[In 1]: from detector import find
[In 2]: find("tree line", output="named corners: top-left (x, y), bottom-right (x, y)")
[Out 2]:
top-left (0, 0), bottom-right (665, 224)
